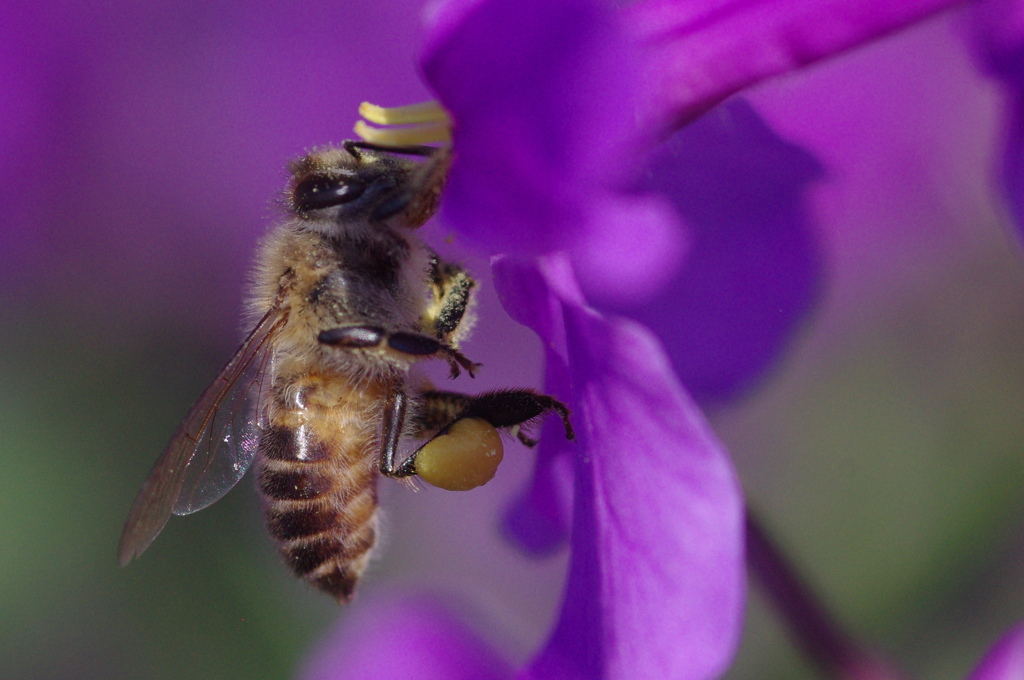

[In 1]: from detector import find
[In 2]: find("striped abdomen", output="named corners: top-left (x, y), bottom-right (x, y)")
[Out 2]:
top-left (256, 415), bottom-right (379, 603)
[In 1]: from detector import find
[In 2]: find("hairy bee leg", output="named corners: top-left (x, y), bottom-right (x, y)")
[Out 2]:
top-left (396, 389), bottom-right (576, 477)
top-left (426, 255), bottom-right (476, 339)
top-left (409, 390), bottom-right (471, 437)
top-left (461, 390), bottom-right (574, 440)
top-left (317, 325), bottom-right (480, 378)
top-left (413, 390), bottom-right (575, 440)
top-left (378, 388), bottom-right (411, 477)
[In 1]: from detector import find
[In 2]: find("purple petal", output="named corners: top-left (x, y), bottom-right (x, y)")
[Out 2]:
top-left (420, 0), bottom-right (683, 298)
top-left (626, 0), bottom-right (967, 130)
top-left (503, 257), bottom-right (745, 680)
top-left (969, 0), bottom-right (1024, 79)
top-left (569, 192), bottom-right (689, 307)
top-left (968, 0), bottom-right (1024, 241)
top-left (420, 0), bottom-right (641, 229)
top-left (297, 594), bottom-right (513, 680)
top-left (500, 348), bottom-right (576, 555)
top-left (996, 100), bottom-right (1024, 241)
top-left (616, 100), bottom-right (824, 406)
top-left (966, 623), bottom-right (1024, 680)
top-left (494, 256), bottom-right (581, 554)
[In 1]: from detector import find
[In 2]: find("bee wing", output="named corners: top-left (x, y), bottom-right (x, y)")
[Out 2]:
top-left (117, 307), bottom-right (285, 566)
top-left (170, 337), bottom-right (275, 517)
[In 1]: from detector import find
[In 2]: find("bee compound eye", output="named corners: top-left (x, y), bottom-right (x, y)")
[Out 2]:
top-left (292, 175), bottom-right (366, 211)
top-left (416, 418), bottom-right (504, 491)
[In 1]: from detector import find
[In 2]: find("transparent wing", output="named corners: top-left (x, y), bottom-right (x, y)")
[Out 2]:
top-left (171, 335), bottom-right (275, 516)
top-left (117, 307), bottom-right (285, 566)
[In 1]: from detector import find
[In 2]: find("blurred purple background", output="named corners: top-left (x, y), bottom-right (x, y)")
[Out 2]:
top-left (1, 0), bottom-right (431, 337)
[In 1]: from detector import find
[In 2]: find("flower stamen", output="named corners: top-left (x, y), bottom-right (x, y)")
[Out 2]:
top-left (359, 100), bottom-right (449, 126)
top-left (354, 100), bottom-right (453, 147)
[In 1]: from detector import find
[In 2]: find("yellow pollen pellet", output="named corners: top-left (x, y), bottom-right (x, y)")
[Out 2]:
top-left (416, 418), bottom-right (504, 491)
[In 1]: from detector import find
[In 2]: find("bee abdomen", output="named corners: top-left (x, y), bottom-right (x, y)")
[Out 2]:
top-left (266, 504), bottom-right (341, 541)
top-left (256, 425), bottom-right (378, 604)
top-left (257, 465), bottom-right (335, 501)
top-left (282, 515), bottom-right (377, 602)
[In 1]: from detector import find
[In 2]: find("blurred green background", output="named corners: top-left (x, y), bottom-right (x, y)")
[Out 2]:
top-left (723, 231), bottom-right (1024, 680)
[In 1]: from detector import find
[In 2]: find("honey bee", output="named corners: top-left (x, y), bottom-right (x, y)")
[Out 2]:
top-left (117, 141), bottom-right (574, 603)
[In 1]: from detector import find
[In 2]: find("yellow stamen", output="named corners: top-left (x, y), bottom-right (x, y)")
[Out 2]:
top-left (358, 100), bottom-right (450, 126)
top-left (354, 119), bottom-right (452, 146)
top-left (354, 100), bottom-right (453, 147)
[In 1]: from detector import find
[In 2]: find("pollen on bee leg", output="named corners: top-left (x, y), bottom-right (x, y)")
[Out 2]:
top-left (415, 418), bottom-right (504, 491)
top-left (354, 100), bottom-right (452, 147)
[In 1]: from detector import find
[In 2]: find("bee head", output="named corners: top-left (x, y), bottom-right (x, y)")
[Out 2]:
top-left (286, 144), bottom-right (445, 229)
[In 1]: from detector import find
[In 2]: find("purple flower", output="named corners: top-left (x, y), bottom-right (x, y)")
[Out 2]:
top-left (300, 609), bottom-right (1024, 680)
top-left (626, 0), bottom-right (974, 130)
top-left (967, 623), bottom-right (1024, 680)
top-left (420, 0), bottom-right (687, 304)
top-left (969, 0), bottom-right (1024, 241)
top-left (623, 99), bottom-right (825, 406)
top-left (494, 256), bottom-right (744, 680)
top-left (303, 0), bottom-right (1012, 679)
top-left (299, 594), bottom-right (514, 680)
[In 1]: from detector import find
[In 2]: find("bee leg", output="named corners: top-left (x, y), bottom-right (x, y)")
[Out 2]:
top-left (343, 140), bottom-right (439, 159)
top-left (318, 325), bottom-right (480, 378)
top-left (395, 389), bottom-right (575, 477)
top-left (378, 388), bottom-right (413, 478)
top-left (428, 389), bottom-right (575, 442)
top-left (427, 255), bottom-right (475, 339)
